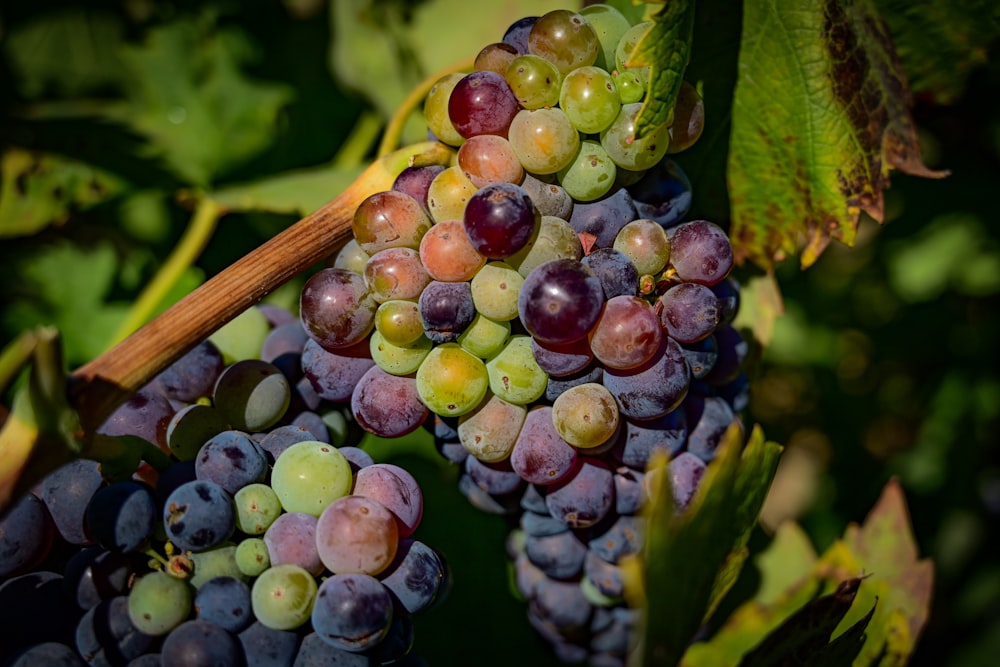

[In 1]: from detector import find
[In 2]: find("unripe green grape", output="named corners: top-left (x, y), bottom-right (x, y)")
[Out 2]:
top-left (415, 343), bottom-right (490, 417)
top-left (508, 215), bottom-right (583, 278)
top-left (210, 307), bottom-right (269, 364)
top-left (616, 21), bottom-right (652, 84)
top-left (236, 538), bottom-right (270, 577)
top-left (486, 335), bottom-right (548, 405)
top-left (128, 572), bottom-right (193, 636)
top-left (333, 238), bottom-right (371, 274)
top-left (613, 218), bottom-right (671, 276)
top-left (614, 69), bottom-right (645, 104)
top-left (251, 564), bottom-right (318, 631)
top-left (375, 300), bottom-right (424, 346)
top-left (580, 4), bottom-right (632, 72)
top-left (551, 382), bottom-right (620, 449)
top-left (424, 73), bottom-right (466, 147)
top-left (601, 103), bottom-right (671, 170)
top-left (457, 313), bottom-right (511, 359)
top-left (471, 261), bottom-right (524, 321)
top-left (427, 165), bottom-right (478, 223)
top-left (559, 66), bottom-right (620, 134)
top-left (458, 392), bottom-right (527, 462)
top-left (370, 330), bottom-right (432, 376)
top-left (234, 483), bottom-right (282, 535)
top-left (557, 140), bottom-right (617, 202)
top-left (508, 108), bottom-right (581, 175)
top-left (505, 54), bottom-right (562, 109)
top-left (189, 544), bottom-right (246, 588)
top-left (270, 440), bottom-right (353, 516)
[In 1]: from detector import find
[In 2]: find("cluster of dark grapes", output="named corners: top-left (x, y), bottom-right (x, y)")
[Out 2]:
top-left (0, 306), bottom-right (447, 666)
top-left (291, 6), bottom-right (749, 666)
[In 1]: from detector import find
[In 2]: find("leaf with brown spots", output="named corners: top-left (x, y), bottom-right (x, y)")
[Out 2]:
top-left (728, 0), bottom-right (948, 270)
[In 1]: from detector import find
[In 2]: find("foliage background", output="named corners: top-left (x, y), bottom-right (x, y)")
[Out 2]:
top-left (0, 0), bottom-right (998, 665)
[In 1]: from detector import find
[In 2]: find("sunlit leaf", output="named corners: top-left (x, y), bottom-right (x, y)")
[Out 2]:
top-left (728, 0), bottom-right (948, 270)
top-left (0, 148), bottom-right (126, 238)
top-left (210, 163), bottom-right (366, 217)
top-left (732, 271), bottom-right (785, 348)
top-left (626, 0), bottom-right (696, 139)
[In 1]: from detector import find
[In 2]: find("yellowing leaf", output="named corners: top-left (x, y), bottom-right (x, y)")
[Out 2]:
top-left (728, 0), bottom-right (947, 270)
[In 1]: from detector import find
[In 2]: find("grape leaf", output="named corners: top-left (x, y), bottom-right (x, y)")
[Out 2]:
top-left (209, 163), bottom-right (366, 217)
top-left (626, 0), bottom-right (696, 139)
top-left (875, 0), bottom-right (1000, 105)
top-left (0, 148), bottom-right (126, 238)
top-left (728, 0), bottom-right (948, 270)
top-left (624, 424), bottom-right (782, 667)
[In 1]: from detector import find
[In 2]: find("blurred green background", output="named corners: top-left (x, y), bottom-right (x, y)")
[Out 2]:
top-left (1, 1), bottom-right (998, 665)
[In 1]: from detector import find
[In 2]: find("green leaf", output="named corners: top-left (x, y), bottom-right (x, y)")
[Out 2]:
top-left (625, 424), bottom-right (783, 667)
top-left (875, 0), bottom-right (1000, 105)
top-left (626, 0), bottom-right (696, 139)
top-left (0, 148), bottom-right (127, 238)
top-left (754, 522), bottom-right (818, 606)
top-left (329, 0), bottom-right (567, 123)
top-left (210, 163), bottom-right (366, 217)
top-left (728, 0), bottom-right (947, 270)
top-left (112, 15), bottom-right (293, 186)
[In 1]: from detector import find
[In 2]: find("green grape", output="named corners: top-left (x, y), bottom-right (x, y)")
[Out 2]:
top-left (527, 9), bottom-right (600, 75)
top-left (551, 382), bottom-right (620, 448)
top-left (210, 307), bottom-right (269, 364)
top-left (615, 21), bottom-right (652, 84)
top-left (458, 392), bottom-right (527, 462)
top-left (470, 261), bottom-right (524, 321)
top-left (166, 404), bottom-right (229, 461)
top-left (370, 330), bottom-right (432, 376)
top-left (508, 215), bottom-right (583, 278)
top-left (189, 544), bottom-right (246, 588)
top-left (614, 68), bottom-right (645, 104)
top-left (457, 313), bottom-right (511, 359)
top-left (508, 108), bottom-right (581, 175)
top-left (613, 218), bottom-right (671, 276)
top-left (579, 4), bottom-right (632, 72)
top-left (374, 299), bottom-right (425, 347)
top-left (557, 139), bottom-right (617, 202)
top-left (333, 238), bottom-right (371, 274)
top-left (600, 102), bottom-right (671, 170)
top-left (486, 335), bottom-right (548, 405)
top-left (234, 483), bottom-right (282, 535)
top-left (415, 343), bottom-right (489, 417)
top-left (127, 571), bottom-right (193, 636)
top-left (236, 538), bottom-right (271, 577)
top-left (270, 440), bottom-right (353, 516)
top-left (321, 408), bottom-right (351, 446)
top-left (424, 72), bottom-right (466, 147)
top-left (427, 165), bottom-right (478, 223)
top-left (251, 564), bottom-right (318, 631)
top-left (213, 359), bottom-right (291, 433)
top-left (505, 54), bottom-right (562, 109)
top-left (559, 66), bottom-right (620, 134)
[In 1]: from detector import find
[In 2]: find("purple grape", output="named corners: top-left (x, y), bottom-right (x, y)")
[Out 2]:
top-left (448, 70), bottom-right (521, 139)
top-left (351, 366), bottom-right (428, 438)
top-left (9, 643), bottom-right (86, 666)
top-left (525, 531), bottom-right (587, 580)
top-left (456, 473), bottom-right (521, 516)
top-left (239, 621), bottom-right (301, 667)
top-left (264, 512), bottom-right (323, 576)
top-left (162, 480), bottom-right (235, 553)
top-left (311, 573), bottom-right (393, 652)
top-left (84, 481), bottom-right (156, 553)
top-left (299, 268), bottom-right (377, 351)
top-left (301, 338), bottom-right (375, 403)
top-left (668, 452), bottom-right (707, 511)
top-left (337, 446), bottom-right (375, 472)
top-left (160, 620), bottom-right (243, 666)
top-left (703, 324), bottom-right (748, 386)
top-left (581, 248), bottom-right (639, 299)
top-left (463, 183), bottom-right (540, 259)
top-left (520, 510), bottom-right (569, 537)
top-left (194, 576), bottom-right (253, 633)
top-left (464, 455), bottom-right (524, 497)
top-left (418, 280), bottom-right (476, 344)
top-left (502, 16), bottom-right (538, 54)
top-left (584, 550), bottom-right (624, 599)
top-left (518, 259), bottom-right (605, 346)
top-left (392, 164), bottom-right (446, 212)
top-left (520, 172), bottom-right (574, 219)
top-left (613, 467), bottom-right (645, 516)
top-left (63, 547), bottom-right (133, 610)
top-left (510, 406), bottom-right (578, 485)
top-left (667, 220), bottom-right (734, 285)
top-left (519, 483), bottom-right (550, 515)
top-left (531, 337), bottom-right (593, 377)
top-left (602, 337), bottom-right (690, 421)
top-left (379, 540), bottom-right (446, 614)
top-left (545, 362), bottom-right (604, 403)
top-left (618, 410), bottom-right (687, 470)
top-left (545, 459), bottom-right (614, 529)
top-left (288, 411), bottom-right (330, 444)
top-left (685, 394), bottom-right (738, 463)
top-left (530, 577), bottom-right (592, 631)
top-left (626, 158), bottom-right (692, 228)
top-left (154, 460), bottom-right (197, 506)
top-left (293, 632), bottom-right (370, 666)
top-left (39, 459), bottom-right (104, 545)
top-left (156, 340), bottom-right (225, 402)
top-left (587, 514), bottom-right (642, 564)
top-left (568, 187), bottom-right (637, 251)
top-left (710, 276), bottom-right (741, 324)
top-left (0, 572), bottom-right (79, 657)
top-left (681, 337), bottom-right (719, 380)
top-left (97, 387), bottom-right (174, 453)
top-left (353, 463), bottom-right (424, 539)
top-left (656, 282), bottom-right (721, 343)
top-left (261, 321), bottom-right (309, 382)
top-left (0, 492), bottom-right (54, 577)
top-left (195, 430), bottom-right (268, 494)
top-left (75, 595), bottom-right (154, 665)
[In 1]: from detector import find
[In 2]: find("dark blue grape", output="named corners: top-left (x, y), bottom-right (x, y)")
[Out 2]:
top-left (525, 531), bottom-right (587, 580)
top-left (581, 248), bottom-right (639, 299)
top-left (530, 577), bottom-right (592, 632)
top-left (301, 338), bottom-right (375, 403)
top-left (626, 157), bottom-right (692, 228)
top-left (84, 482), bottom-right (156, 553)
top-left (520, 510), bottom-right (569, 537)
top-left (587, 515), bottom-right (642, 564)
top-left (0, 492), bottom-right (54, 577)
top-left (195, 430), bottom-right (268, 494)
top-left (456, 474), bottom-right (520, 516)
top-left (703, 324), bottom-right (748, 386)
top-left (681, 336), bottom-right (719, 380)
top-left (545, 362), bottom-right (604, 403)
top-left (656, 282), bottom-right (721, 343)
top-left (710, 276), bottom-right (740, 324)
top-left (669, 452), bottom-right (707, 511)
top-left (292, 632), bottom-right (369, 666)
top-left (464, 455), bottom-right (524, 497)
top-left (667, 219), bottom-right (734, 285)
top-left (40, 459), bottom-right (104, 545)
top-left (602, 337), bottom-right (690, 421)
top-left (502, 15), bottom-right (538, 53)
top-left (195, 576), bottom-right (253, 633)
top-left (154, 460), bottom-right (197, 507)
top-left (160, 619), bottom-right (243, 666)
top-left (545, 459), bottom-right (613, 529)
top-left (618, 410), bottom-right (687, 470)
top-left (239, 621), bottom-right (301, 667)
top-left (418, 280), bottom-right (476, 344)
top-left (311, 574), bottom-right (393, 652)
top-left (162, 480), bottom-right (235, 553)
top-left (568, 187), bottom-right (637, 250)
top-left (518, 259), bottom-right (605, 346)
top-left (63, 547), bottom-right (134, 611)
top-left (157, 340), bottom-right (225, 402)
top-left (685, 394), bottom-right (738, 462)
top-left (613, 467), bottom-right (645, 516)
top-left (75, 595), bottom-right (155, 666)
top-left (0, 572), bottom-right (79, 660)
top-left (262, 321), bottom-right (309, 383)
top-left (289, 411), bottom-right (330, 444)
top-left (531, 337), bottom-right (593, 377)
top-left (583, 550), bottom-right (624, 599)
top-left (379, 540), bottom-right (446, 614)
top-left (519, 483), bottom-right (550, 515)
top-left (363, 606), bottom-right (414, 664)
top-left (97, 387), bottom-right (175, 453)
top-left (393, 164), bottom-right (446, 213)
top-left (258, 424), bottom-right (317, 463)
top-left (9, 643), bottom-right (86, 667)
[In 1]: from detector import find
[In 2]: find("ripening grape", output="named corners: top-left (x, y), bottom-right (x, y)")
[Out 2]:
top-left (427, 165), bottom-right (478, 223)
top-left (457, 313), bottom-right (511, 359)
top-left (508, 108), bottom-right (581, 175)
top-left (448, 70), bottom-right (521, 139)
top-left (507, 215), bottom-right (583, 278)
top-left (352, 190), bottom-right (431, 255)
top-left (269, 441), bottom-right (352, 516)
top-left (418, 219), bottom-right (486, 283)
top-left (589, 294), bottom-right (663, 370)
top-left (527, 10), bottom-right (600, 75)
top-left (551, 382), bottom-right (620, 448)
top-left (315, 495), bottom-right (399, 576)
top-left (475, 41), bottom-right (519, 75)
top-left (505, 54), bottom-right (563, 109)
top-left (424, 73), bottom-right (466, 146)
top-left (363, 247), bottom-right (431, 303)
top-left (486, 335), bottom-right (549, 405)
top-left (299, 268), bottom-right (376, 351)
top-left (457, 134), bottom-right (525, 187)
top-left (557, 139), bottom-right (617, 202)
top-left (458, 392), bottom-right (527, 462)
top-left (613, 218), bottom-right (671, 276)
top-left (415, 343), bottom-right (490, 417)
top-left (374, 300), bottom-right (425, 347)
top-left (127, 572), bottom-right (192, 636)
top-left (518, 258), bottom-right (605, 346)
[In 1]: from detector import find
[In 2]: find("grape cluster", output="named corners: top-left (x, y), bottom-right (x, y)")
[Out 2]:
top-left (293, 6), bottom-right (748, 666)
top-left (0, 307), bottom-right (446, 666)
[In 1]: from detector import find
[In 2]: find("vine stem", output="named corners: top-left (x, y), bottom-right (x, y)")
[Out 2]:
top-left (377, 56), bottom-right (475, 157)
top-left (68, 141), bottom-right (454, 433)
